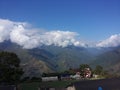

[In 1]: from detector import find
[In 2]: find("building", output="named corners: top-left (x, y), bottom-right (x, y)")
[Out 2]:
top-left (70, 72), bottom-right (81, 80)
top-left (42, 76), bottom-right (58, 82)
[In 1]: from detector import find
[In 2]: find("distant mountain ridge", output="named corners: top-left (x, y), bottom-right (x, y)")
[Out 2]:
top-left (91, 46), bottom-right (120, 74)
top-left (0, 41), bottom-right (120, 76)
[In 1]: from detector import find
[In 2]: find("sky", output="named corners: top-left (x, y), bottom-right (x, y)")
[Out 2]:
top-left (0, 0), bottom-right (120, 48)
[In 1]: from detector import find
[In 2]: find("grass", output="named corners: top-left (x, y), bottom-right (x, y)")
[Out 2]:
top-left (19, 80), bottom-right (77, 90)
top-left (39, 80), bottom-right (76, 88)
top-left (20, 82), bottom-right (40, 90)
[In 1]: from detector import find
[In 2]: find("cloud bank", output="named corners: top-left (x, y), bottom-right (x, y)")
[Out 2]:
top-left (0, 19), bottom-right (87, 49)
top-left (96, 34), bottom-right (120, 47)
top-left (0, 19), bottom-right (120, 49)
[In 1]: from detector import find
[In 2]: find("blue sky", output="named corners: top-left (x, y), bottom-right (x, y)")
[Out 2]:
top-left (0, 0), bottom-right (120, 41)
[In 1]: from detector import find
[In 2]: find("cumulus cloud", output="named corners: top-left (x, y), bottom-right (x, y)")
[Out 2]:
top-left (0, 19), bottom-right (27, 42)
top-left (2, 19), bottom-right (120, 49)
top-left (0, 19), bottom-right (13, 42)
top-left (0, 19), bottom-right (87, 49)
top-left (96, 34), bottom-right (120, 47)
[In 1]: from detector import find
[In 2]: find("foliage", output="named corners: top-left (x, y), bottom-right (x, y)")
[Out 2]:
top-left (93, 65), bottom-right (110, 78)
top-left (20, 82), bottom-right (40, 90)
top-left (0, 51), bottom-right (24, 84)
top-left (94, 65), bottom-right (103, 75)
top-left (79, 64), bottom-right (92, 77)
top-left (80, 64), bottom-right (91, 70)
top-left (20, 80), bottom-right (77, 90)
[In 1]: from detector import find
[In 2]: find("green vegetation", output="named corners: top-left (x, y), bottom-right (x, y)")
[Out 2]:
top-left (79, 64), bottom-right (92, 77)
top-left (20, 82), bottom-right (40, 90)
top-left (92, 65), bottom-right (110, 78)
top-left (0, 41), bottom-right (120, 79)
top-left (39, 80), bottom-right (75, 88)
top-left (91, 47), bottom-right (120, 75)
top-left (0, 51), bottom-right (24, 85)
top-left (20, 80), bottom-right (77, 90)
top-left (94, 65), bottom-right (104, 75)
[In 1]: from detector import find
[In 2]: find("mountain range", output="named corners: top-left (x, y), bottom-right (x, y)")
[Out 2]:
top-left (0, 41), bottom-right (120, 77)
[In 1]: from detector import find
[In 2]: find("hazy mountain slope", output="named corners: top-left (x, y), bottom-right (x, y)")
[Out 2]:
top-left (22, 59), bottom-right (53, 77)
top-left (1, 41), bottom-right (120, 76)
top-left (91, 46), bottom-right (120, 74)
top-left (0, 41), bottom-right (54, 77)
top-left (41, 45), bottom-right (96, 70)
top-left (0, 41), bottom-right (96, 71)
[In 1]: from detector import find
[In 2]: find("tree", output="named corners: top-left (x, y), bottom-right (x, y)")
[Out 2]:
top-left (93, 65), bottom-right (109, 78)
top-left (94, 65), bottom-right (103, 75)
top-left (80, 64), bottom-right (91, 71)
top-left (0, 51), bottom-right (24, 85)
top-left (79, 64), bottom-right (92, 77)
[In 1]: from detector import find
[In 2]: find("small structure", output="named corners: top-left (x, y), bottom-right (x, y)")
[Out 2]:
top-left (70, 72), bottom-right (81, 80)
top-left (61, 73), bottom-right (71, 80)
top-left (93, 74), bottom-right (99, 79)
top-left (42, 76), bottom-right (58, 82)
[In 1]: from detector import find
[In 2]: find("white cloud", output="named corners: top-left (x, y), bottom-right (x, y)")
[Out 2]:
top-left (0, 19), bottom-right (87, 49)
top-left (0, 19), bottom-right (13, 42)
top-left (0, 19), bottom-right (27, 42)
top-left (1, 19), bottom-right (120, 49)
top-left (43, 31), bottom-right (78, 47)
top-left (96, 34), bottom-right (120, 47)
